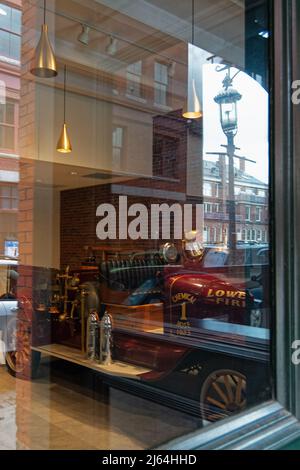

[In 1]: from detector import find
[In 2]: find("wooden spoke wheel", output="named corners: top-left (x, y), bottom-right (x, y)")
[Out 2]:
top-left (200, 369), bottom-right (247, 423)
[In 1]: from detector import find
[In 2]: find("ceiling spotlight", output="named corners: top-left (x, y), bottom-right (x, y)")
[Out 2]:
top-left (106, 36), bottom-right (118, 56)
top-left (77, 24), bottom-right (90, 46)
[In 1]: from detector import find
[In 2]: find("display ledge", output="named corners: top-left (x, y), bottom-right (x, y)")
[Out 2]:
top-left (31, 344), bottom-right (151, 379)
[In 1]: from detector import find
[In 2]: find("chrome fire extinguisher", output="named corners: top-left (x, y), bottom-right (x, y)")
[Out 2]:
top-left (86, 310), bottom-right (99, 361)
top-left (99, 311), bottom-right (112, 365)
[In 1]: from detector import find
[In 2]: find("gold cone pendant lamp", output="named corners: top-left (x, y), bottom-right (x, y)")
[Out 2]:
top-left (182, 76), bottom-right (202, 119)
top-left (31, 0), bottom-right (57, 78)
top-left (57, 65), bottom-right (72, 153)
top-left (182, 0), bottom-right (202, 119)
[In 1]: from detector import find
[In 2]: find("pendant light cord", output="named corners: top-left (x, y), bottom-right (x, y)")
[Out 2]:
top-left (44, 0), bottom-right (46, 24)
top-left (192, 0), bottom-right (195, 45)
top-left (64, 65), bottom-right (66, 123)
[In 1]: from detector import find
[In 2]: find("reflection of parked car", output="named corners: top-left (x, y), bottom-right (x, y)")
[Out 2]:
top-left (199, 244), bottom-right (270, 327)
top-left (0, 257), bottom-right (19, 371)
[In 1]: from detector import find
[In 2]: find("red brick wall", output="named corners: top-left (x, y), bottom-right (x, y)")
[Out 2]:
top-left (60, 183), bottom-right (191, 269)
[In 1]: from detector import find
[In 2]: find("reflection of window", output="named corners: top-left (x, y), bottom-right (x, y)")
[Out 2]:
top-left (245, 206), bottom-right (251, 221)
top-left (242, 229), bottom-right (246, 241)
top-left (4, 240), bottom-right (18, 258)
top-left (127, 61), bottom-right (142, 98)
top-left (257, 229), bottom-right (261, 241)
top-left (203, 182), bottom-right (212, 197)
top-left (0, 185), bottom-right (18, 210)
top-left (204, 203), bottom-right (220, 213)
top-left (154, 62), bottom-right (168, 106)
top-left (0, 3), bottom-right (21, 63)
top-left (0, 99), bottom-right (16, 151)
top-left (256, 206), bottom-right (262, 221)
top-left (112, 126), bottom-right (124, 168)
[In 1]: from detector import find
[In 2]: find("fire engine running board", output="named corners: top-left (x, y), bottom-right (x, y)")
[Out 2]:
top-left (31, 344), bottom-right (151, 379)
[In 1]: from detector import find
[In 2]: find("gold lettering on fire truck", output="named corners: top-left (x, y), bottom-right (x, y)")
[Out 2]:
top-left (172, 292), bottom-right (197, 304)
top-left (207, 288), bottom-right (246, 307)
top-left (176, 302), bottom-right (191, 336)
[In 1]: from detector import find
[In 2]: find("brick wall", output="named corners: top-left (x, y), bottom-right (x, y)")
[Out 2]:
top-left (60, 182), bottom-right (193, 269)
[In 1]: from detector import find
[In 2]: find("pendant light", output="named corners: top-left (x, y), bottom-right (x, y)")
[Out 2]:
top-left (57, 65), bottom-right (72, 153)
top-left (30, 0), bottom-right (57, 78)
top-left (182, 0), bottom-right (202, 119)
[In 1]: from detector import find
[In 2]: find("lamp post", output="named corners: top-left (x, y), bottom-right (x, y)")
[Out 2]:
top-left (214, 71), bottom-right (242, 252)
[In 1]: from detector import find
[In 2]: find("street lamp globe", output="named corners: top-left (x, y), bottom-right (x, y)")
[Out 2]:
top-left (214, 85), bottom-right (242, 137)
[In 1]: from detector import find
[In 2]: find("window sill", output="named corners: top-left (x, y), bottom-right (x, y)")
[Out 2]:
top-left (125, 94), bottom-right (147, 104)
top-left (157, 401), bottom-right (300, 450)
top-left (153, 103), bottom-right (173, 112)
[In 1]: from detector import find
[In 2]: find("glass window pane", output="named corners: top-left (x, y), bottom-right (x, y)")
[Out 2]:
top-left (0, 3), bottom-right (10, 30)
top-left (0, 29), bottom-right (9, 57)
top-left (0, 0), bottom-right (273, 451)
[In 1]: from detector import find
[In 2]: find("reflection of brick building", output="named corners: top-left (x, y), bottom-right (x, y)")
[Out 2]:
top-left (203, 159), bottom-right (268, 244)
top-left (0, 0), bottom-right (21, 256)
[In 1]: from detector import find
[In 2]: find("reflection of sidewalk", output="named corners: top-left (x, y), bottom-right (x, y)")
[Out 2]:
top-left (0, 369), bottom-right (17, 450)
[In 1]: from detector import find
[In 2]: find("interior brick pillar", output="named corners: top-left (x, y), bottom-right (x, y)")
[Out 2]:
top-left (15, 0), bottom-right (39, 450)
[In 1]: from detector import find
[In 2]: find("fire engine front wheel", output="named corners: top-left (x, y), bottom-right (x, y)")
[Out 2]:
top-left (200, 368), bottom-right (247, 423)
top-left (5, 317), bottom-right (40, 379)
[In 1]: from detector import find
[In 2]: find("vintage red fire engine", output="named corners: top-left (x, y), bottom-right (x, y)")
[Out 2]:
top-left (4, 241), bottom-right (271, 422)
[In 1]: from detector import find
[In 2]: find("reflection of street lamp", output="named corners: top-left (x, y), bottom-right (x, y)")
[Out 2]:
top-left (214, 70), bottom-right (242, 251)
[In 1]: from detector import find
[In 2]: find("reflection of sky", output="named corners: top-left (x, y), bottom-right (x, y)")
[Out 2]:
top-left (203, 65), bottom-right (269, 185)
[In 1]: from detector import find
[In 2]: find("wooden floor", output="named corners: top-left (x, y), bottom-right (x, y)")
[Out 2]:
top-left (0, 358), bottom-right (200, 450)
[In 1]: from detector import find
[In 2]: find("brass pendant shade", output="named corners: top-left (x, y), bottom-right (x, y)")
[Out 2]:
top-left (57, 65), bottom-right (72, 154)
top-left (182, 78), bottom-right (202, 119)
top-left (182, 0), bottom-right (202, 120)
top-left (57, 123), bottom-right (72, 153)
top-left (30, 1), bottom-right (57, 78)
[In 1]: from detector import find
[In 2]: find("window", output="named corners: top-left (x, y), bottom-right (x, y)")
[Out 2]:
top-left (126, 61), bottom-right (142, 98)
top-left (256, 206), bottom-right (262, 222)
top-left (2, 0), bottom-right (287, 454)
top-left (204, 203), bottom-right (220, 213)
top-left (256, 229), bottom-right (261, 241)
top-left (112, 126), bottom-right (124, 169)
top-left (154, 62), bottom-right (168, 106)
top-left (4, 239), bottom-right (18, 258)
top-left (0, 99), bottom-right (17, 151)
top-left (0, 3), bottom-right (21, 63)
top-left (0, 185), bottom-right (18, 210)
top-left (203, 182), bottom-right (212, 197)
